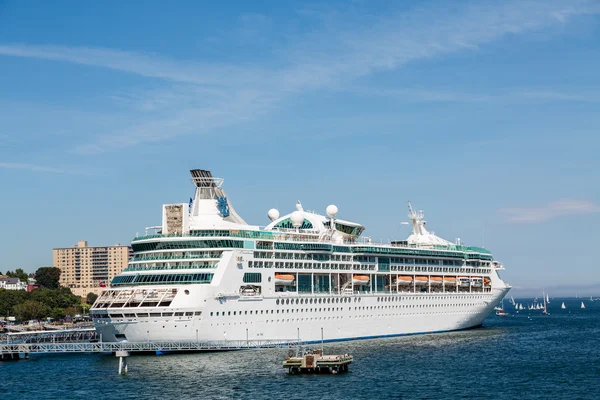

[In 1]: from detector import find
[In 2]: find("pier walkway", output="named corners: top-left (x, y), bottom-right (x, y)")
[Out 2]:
top-left (0, 339), bottom-right (297, 357)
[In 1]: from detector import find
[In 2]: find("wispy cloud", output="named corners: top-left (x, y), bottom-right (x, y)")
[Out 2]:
top-left (499, 199), bottom-right (600, 223)
top-left (0, 162), bottom-right (68, 174)
top-left (1, 0), bottom-right (599, 152)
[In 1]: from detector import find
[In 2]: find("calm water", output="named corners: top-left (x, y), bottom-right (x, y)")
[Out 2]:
top-left (2, 298), bottom-right (599, 400)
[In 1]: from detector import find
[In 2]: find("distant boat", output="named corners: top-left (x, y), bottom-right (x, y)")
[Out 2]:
top-left (561, 302), bottom-right (566, 309)
top-left (496, 298), bottom-right (509, 316)
top-left (541, 288), bottom-right (549, 315)
top-left (510, 296), bottom-right (516, 305)
top-left (590, 296), bottom-right (594, 302)
top-left (546, 294), bottom-right (550, 304)
top-left (581, 302), bottom-right (585, 309)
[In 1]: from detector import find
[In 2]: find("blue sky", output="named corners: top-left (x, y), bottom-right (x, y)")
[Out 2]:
top-left (1, 0), bottom-right (600, 295)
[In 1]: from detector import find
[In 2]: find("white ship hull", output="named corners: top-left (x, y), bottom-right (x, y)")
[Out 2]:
top-left (94, 286), bottom-right (509, 343)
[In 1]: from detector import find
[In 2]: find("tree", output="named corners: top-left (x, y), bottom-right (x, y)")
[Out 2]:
top-left (35, 267), bottom-right (61, 289)
top-left (86, 292), bottom-right (98, 305)
top-left (12, 300), bottom-right (48, 322)
top-left (6, 268), bottom-right (29, 282)
top-left (50, 307), bottom-right (67, 321)
top-left (0, 289), bottom-right (28, 317)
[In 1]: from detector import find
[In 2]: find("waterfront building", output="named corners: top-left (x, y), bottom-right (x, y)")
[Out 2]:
top-left (53, 241), bottom-right (131, 297)
top-left (0, 277), bottom-right (27, 291)
top-left (91, 169), bottom-right (510, 343)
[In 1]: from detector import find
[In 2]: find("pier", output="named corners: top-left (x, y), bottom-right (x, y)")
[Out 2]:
top-left (0, 333), bottom-right (298, 373)
top-left (0, 338), bottom-right (297, 357)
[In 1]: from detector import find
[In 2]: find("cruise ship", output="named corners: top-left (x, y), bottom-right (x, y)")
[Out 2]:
top-left (91, 169), bottom-right (510, 343)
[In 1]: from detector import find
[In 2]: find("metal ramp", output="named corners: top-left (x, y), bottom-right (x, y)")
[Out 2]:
top-left (0, 339), bottom-right (298, 356)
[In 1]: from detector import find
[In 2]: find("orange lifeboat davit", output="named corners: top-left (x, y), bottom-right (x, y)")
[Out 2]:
top-left (414, 276), bottom-right (428, 285)
top-left (443, 277), bottom-right (457, 284)
top-left (429, 276), bottom-right (443, 285)
top-left (352, 275), bottom-right (370, 285)
top-left (274, 274), bottom-right (295, 286)
top-left (396, 275), bottom-right (413, 285)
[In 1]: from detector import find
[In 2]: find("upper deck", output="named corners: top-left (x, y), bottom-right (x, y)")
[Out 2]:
top-left (130, 229), bottom-right (493, 261)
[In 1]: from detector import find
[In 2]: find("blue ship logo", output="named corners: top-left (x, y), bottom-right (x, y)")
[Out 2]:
top-left (216, 196), bottom-right (230, 217)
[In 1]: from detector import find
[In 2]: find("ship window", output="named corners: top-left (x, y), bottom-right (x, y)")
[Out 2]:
top-left (175, 312), bottom-right (184, 316)
top-left (243, 273), bottom-right (262, 283)
top-left (185, 312), bottom-right (194, 316)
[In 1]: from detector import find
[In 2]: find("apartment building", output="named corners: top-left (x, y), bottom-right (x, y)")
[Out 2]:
top-left (53, 240), bottom-right (131, 297)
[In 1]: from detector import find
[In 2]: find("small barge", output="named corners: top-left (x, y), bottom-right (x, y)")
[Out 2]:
top-left (283, 348), bottom-right (352, 374)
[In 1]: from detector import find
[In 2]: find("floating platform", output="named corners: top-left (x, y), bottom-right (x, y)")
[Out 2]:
top-left (283, 348), bottom-right (352, 374)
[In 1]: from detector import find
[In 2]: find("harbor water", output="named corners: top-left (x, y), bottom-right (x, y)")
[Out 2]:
top-left (1, 297), bottom-right (599, 400)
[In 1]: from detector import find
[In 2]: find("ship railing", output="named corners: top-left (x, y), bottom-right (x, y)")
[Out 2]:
top-left (131, 231), bottom-right (492, 255)
top-left (0, 339), bottom-right (300, 355)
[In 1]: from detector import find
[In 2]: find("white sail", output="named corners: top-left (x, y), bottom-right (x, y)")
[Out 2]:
top-left (546, 294), bottom-right (550, 303)
top-left (561, 302), bottom-right (566, 309)
top-left (581, 302), bottom-right (585, 309)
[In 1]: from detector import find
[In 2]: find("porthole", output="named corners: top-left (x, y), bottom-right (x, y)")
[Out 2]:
top-left (276, 299), bottom-right (279, 305)
top-left (184, 290), bottom-right (190, 295)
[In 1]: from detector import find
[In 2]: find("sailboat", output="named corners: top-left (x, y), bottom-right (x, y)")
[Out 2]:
top-left (561, 302), bottom-right (566, 309)
top-left (541, 288), bottom-right (549, 315)
top-left (510, 296), bottom-right (516, 306)
top-left (581, 302), bottom-right (585, 309)
top-left (496, 298), bottom-right (509, 317)
top-left (546, 294), bottom-right (550, 304)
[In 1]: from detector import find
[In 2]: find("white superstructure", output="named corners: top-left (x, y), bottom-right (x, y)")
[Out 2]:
top-left (91, 169), bottom-right (510, 343)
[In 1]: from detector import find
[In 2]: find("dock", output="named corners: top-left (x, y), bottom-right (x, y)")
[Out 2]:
top-left (0, 339), bottom-right (297, 357)
top-left (283, 348), bottom-right (353, 374)
top-left (1, 336), bottom-right (298, 374)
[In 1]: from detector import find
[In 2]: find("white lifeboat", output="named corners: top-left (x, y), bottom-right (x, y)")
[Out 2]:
top-left (458, 276), bottom-right (470, 286)
top-left (274, 274), bottom-right (295, 286)
top-left (470, 276), bottom-right (483, 287)
top-left (352, 275), bottom-right (370, 285)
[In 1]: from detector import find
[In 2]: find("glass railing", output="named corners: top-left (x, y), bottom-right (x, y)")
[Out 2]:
top-left (130, 253), bottom-right (221, 262)
top-left (123, 263), bottom-right (219, 272)
top-left (131, 230), bottom-right (492, 256)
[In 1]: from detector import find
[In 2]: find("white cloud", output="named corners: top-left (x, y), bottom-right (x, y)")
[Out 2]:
top-left (1, 0), bottom-right (599, 152)
top-left (0, 162), bottom-right (68, 174)
top-left (499, 199), bottom-right (600, 223)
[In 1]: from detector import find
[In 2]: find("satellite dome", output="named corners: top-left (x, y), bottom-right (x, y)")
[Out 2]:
top-left (290, 210), bottom-right (305, 228)
top-left (267, 208), bottom-right (280, 221)
top-left (326, 204), bottom-right (339, 218)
